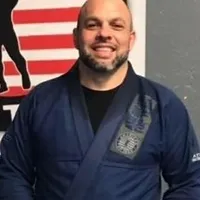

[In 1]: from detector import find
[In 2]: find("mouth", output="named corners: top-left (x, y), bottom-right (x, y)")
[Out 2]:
top-left (91, 44), bottom-right (116, 58)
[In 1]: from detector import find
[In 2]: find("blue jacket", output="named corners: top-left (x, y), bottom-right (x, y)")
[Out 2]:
top-left (0, 63), bottom-right (200, 200)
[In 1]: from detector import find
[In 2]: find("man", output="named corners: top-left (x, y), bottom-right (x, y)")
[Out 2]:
top-left (0, 0), bottom-right (200, 199)
top-left (0, 0), bottom-right (31, 93)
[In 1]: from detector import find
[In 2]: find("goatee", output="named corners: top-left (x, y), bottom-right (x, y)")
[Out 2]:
top-left (79, 49), bottom-right (129, 74)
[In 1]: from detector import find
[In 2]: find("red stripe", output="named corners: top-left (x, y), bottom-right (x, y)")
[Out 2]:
top-left (13, 8), bottom-right (80, 24)
top-left (3, 60), bottom-right (75, 75)
top-left (18, 34), bottom-right (74, 50)
top-left (0, 87), bottom-right (32, 97)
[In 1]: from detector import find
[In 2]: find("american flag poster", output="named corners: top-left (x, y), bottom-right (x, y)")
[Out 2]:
top-left (0, 0), bottom-right (146, 138)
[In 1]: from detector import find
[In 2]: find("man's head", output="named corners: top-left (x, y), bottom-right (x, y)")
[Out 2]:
top-left (73, 0), bottom-right (136, 74)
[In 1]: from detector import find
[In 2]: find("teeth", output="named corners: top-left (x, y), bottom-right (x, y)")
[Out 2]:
top-left (95, 47), bottom-right (113, 52)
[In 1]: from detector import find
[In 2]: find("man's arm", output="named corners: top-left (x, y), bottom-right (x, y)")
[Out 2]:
top-left (0, 95), bottom-right (35, 200)
top-left (161, 95), bottom-right (200, 200)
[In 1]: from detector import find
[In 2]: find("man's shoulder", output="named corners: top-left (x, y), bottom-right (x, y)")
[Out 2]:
top-left (20, 71), bottom-right (72, 107)
top-left (33, 73), bottom-right (68, 94)
top-left (138, 75), bottom-right (185, 108)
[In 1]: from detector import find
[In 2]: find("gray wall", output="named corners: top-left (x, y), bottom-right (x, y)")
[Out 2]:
top-left (146, 0), bottom-right (200, 138)
top-left (146, 0), bottom-right (200, 196)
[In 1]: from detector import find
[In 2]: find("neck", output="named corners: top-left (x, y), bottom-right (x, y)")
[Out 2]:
top-left (79, 61), bottom-right (129, 91)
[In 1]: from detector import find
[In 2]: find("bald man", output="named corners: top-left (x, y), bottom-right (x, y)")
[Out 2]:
top-left (0, 0), bottom-right (200, 199)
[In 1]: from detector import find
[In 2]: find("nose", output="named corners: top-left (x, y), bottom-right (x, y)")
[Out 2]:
top-left (96, 25), bottom-right (112, 41)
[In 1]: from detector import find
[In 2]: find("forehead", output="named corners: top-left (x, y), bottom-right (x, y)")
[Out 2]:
top-left (82, 0), bottom-right (131, 22)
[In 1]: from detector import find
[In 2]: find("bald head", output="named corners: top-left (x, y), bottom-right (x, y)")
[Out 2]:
top-left (77, 0), bottom-right (133, 31)
top-left (73, 0), bottom-right (136, 76)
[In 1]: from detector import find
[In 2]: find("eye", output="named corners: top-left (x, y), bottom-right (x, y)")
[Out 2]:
top-left (87, 23), bottom-right (97, 28)
top-left (112, 23), bottom-right (124, 30)
top-left (85, 20), bottom-right (100, 30)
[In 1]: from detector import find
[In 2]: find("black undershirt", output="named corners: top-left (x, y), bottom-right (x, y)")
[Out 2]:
top-left (82, 85), bottom-right (119, 134)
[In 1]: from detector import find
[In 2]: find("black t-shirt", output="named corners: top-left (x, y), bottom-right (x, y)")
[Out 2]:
top-left (82, 85), bottom-right (119, 134)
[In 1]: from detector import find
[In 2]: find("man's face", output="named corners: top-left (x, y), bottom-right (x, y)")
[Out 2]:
top-left (74, 0), bottom-right (135, 74)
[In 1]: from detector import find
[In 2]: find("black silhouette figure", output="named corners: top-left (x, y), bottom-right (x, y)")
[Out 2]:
top-left (0, 0), bottom-right (31, 93)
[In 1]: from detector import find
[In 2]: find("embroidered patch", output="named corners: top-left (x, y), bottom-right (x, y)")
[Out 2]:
top-left (110, 125), bottom-right (144, 159)
top-left (110, 94), bottom-right (157, 160)
top-left (192, 153), bottom-right (200, 162)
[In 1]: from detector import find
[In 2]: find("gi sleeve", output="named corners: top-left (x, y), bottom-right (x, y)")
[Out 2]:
top-left (161, 95), bottom-right (200, 200)
top-left (0, 94), bottom-right (35, 200)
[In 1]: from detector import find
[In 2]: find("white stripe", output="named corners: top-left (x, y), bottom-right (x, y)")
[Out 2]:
top-left (4, 74), bottom-right (62, 87)
top-left (14, 22), bottom-right (77, 36)
top-left (128, 0), bottom-right (146, 77)
top-left (2, 49), bottom-right (79, 62)
top-left (15, 0), bottom-right (86, 10)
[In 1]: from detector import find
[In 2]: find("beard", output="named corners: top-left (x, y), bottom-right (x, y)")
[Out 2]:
top-left (79, 48), bottom-right (129, 74)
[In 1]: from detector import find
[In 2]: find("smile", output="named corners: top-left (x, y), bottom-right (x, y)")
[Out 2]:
top-left (94, 47), bottom-right (114, 52)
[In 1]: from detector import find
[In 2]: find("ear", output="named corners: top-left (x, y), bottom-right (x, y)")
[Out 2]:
top-left (73, 28), bottom-right (79, 49)
top-left (129, 31), bottom-right (136, 51)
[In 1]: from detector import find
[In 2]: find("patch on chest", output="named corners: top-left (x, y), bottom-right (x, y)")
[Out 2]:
top-left (111, 132), bottom-right (141, 159)
top-left (110, 125), bottom-right (144, 160)
top-left (110, 94), bottom-right (157, 160)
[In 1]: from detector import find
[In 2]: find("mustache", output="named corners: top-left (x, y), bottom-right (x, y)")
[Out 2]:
top-left (95, 34), bottom-right (112, 42)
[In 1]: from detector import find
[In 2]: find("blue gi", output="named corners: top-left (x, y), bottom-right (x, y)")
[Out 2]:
top-left (0, 62), bottom-right (200, 200)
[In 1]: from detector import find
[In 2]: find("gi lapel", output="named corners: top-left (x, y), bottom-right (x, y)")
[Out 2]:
top-left (68, 64), bottom-right (94, 155)
top-left (66, 63), bottom-right (139, 200)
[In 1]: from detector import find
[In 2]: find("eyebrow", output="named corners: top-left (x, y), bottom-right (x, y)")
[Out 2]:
top-left (84, 16), bottom-right (126, 24)
top-left (84, 16), bottom-right (100, 23)
top-left (111, 18), bottom-right (126, 24)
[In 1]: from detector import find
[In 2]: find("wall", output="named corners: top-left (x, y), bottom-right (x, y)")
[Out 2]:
top-left (146, 0), bottom-right (200, 139)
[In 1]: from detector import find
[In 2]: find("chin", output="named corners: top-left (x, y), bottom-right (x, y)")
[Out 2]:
top-left (90, 65), bottom-right (119, 74)
top-left (94, 57), bottom-right (115, 65)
